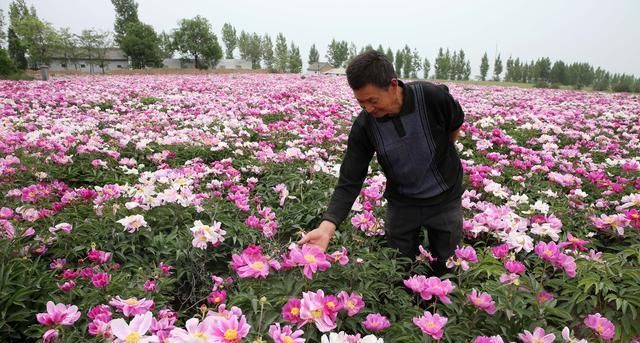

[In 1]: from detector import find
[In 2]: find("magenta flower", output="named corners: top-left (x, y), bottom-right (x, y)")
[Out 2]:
top-left (49, 258), bottom-right (66, 270)
top-left (211, 314), bottom-right (251, 343)
top-left (169, 316), bottom-right (215, 342)
top-left (299, 290), bottom-right (337, 332)
top-left (413, 311), bottom-right (448, 340)
top-left (362, 313), bottom-right (391, 332)
top-left (289, 244), bottom-right (331, 279)
top-left (144, 280), bottom-right (157, 293)
top-left (534, 241), bottom-right (560, 262)
top-left (518, 327), bottom-right (556, 343)
top-left (446, 245), bottom-right (478, 271)
top-left (338, 291), bottom-right (365, 317)
top-left (403, 275), bottom-right (455, 304)
top-left (328, 246), bottom-right (349, 265)
top-left (504, 260), bottom-right (526, 274)
top-left (558, 232), bottom-right (590, 251)
top-left (584, 313), bottom-right (615, 341)
top-left (536, 290), bottom-right (554, 304)
top-left (208, 289), bottom-right (227, 305)
top-left (43, 328), bottom-right (59, 343)
top-left (282, 298), bottom-right (302, 324)
top-left (57, 280), bottom-right (76, 292)
top-left (231, 245), bottom-right (271, 279)
top-left (91, 272), bottom-right (111, 288)
top-left (268, 323), bottom-right (305, 343)
top-left (466, 288), bottom-right (497, 314)
top-left (36, 301), bottom-right (81, 326)
top-left (109, 296), bottom-right (154, 317)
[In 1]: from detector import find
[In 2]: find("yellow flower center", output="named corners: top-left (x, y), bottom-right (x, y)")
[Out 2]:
top-left (597, 325), bottom-right (604, 333)
top-left (326, 301), bottom-right (335, 309)
top-left (125, 332), bottom-right (141, 343)
top-left (311, 309), bottom-right (322, 318)
top-left (304, 254), bottom-right (316, 263)
top-left (124, 298), bottom-right (139, 305)
top-left (290, 307), bottom-right (299, 316)
top-left (347, 300), bottom-right (355, 309)
top-left (251, 261), bottom-right (265, 270)
top-left (283, 337), bottom-right (294, 343)
top-left (426, 321), bottom-right (435, 328)
top-left (224, 329), bottom-right (238, 341)
top-left (194, 332), bottom-right (207, 340)
top-left (543, 249), bottom-right (553, 257)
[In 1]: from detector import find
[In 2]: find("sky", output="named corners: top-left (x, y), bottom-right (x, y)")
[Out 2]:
top-left (2, 0), bottom-right (639, 77)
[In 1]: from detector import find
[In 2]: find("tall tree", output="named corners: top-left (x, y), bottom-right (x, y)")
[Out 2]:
top-left (78, 29), bottom-right (99, 73)
top-left (111, 0), bottom-right (139, 45)
top-left (8, 0), bottom-right (29, 69)
top-left (157, 31), bottom-right (174, 59)
top-left (346, 42), bottom-right (357, 66)
top-left (13, 11), bottom-right (60, 68)
top-left (434, 48), bottom-right (448, 79)
top-left (479, 52), bottom-right (489, 81)
top-left (247, 32), bottom-right (262, 69)
top-left (0, 10), bottom-right (6, 47)
top-left (261, 34), bottom-right (274, 71)
top-left (394, 49), bottom-right (403, 76)
top-left (94, 30), bottom-right (113, 73)
top-left (221, 23), bottom-right (236, 59)
top-left (237, 30), bottom-right (250, 60)
top-left (173, 16), bottom-right (222, 69)
top-left (274, 32), bottom-right (287, 72)
top-left (423, 58), bottom-right (431, 79)
top-left (326, 38), bottom-right (348, 68)
top-left (411, 49), bottom-right (421, 79)
top-left (121, 22), bottom-right (162, 69)
top-left (376, 44), bottom-right (385, 55)
top-left (288, 42), bottom-right (302, 73)
top-left (308, 43), bottom-right (319, 65)
top-left (402, 45), bottom-right (412, 78)
top-left (385, 47), bottom-right (394, 64)
top-left (493, 53), bottom-right (503, 81)
top-left (57, 27), bottom-right (80, 70)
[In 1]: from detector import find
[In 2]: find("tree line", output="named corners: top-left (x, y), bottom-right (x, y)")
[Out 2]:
top-left (1, 0), bottom-right (638, 92)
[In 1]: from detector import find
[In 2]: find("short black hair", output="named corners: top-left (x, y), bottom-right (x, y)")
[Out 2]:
top-left (346, 51), bottom-right (397, 90)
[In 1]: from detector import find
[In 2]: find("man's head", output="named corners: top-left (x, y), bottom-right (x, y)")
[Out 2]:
top-left (346, 51), bottom-right (401, 118)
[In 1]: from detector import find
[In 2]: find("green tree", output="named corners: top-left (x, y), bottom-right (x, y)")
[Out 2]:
top-left (463, 60), bottom-right (471, 80)
top-left (8, 0), bottom-right (29, 69)
top-left (376, 44), bottom-right (385, 55)
top-left (261, 34), bottom-right (274, 71)
top-left (0, 10), bottom-right (6, 47)
top-left (0, 48), bottom-right (18, 76)
top-left (346, 42), bottom-right (357, 66)
top-left (77, 29), bottom-right (99, 73)
top-left (14, 15), bottom-right (60, 68)
top-left (402, 45), bottom-right (412, 79)
top-left (308, 43), bottom-right (319, 65)
top-left (57, 27), bottom-right (80, 70)
top-left (592, 67), bottom-right (610, 91)
top-left (385, 47), bottom-right (394, 64)
top-left (423, 57), bottom-right (430, 79)
top-left (94, 30), bottom-right (113, 73)
top-left (411, 49), bottom-right (421, 79)
top-left (274, 32), bottom-right (288, 72)
top-left (434, 48), bottom-right (449, 80)
top-left (493, 53), bottom-right (503, 81)
top-left (157, 31), bottom-right (174, 59)
top-left (394, 49), bottom-right (403, 76)
top-left (326, 38), bottom-right (348, 68)
top-left (121, 22), bottom-right (162, 69)
top-left (549, 60), bottom-right (567, 85)
top-left (288, 42), bottom-right (302, 73)
top-left (173, 16), bottom-right (222, 69)
top-left (237, 30), bottom-right (249, 59)
top-left (221, 23), bottom-right (236, 59)
top-left (248, 32), bottom-right (262, 69)
top-left (111, 0), bottom-right (139, 45)
top-left (479, 52), bottom-right (489, 81)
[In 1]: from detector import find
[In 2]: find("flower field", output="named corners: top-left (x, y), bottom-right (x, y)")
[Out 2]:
top-left (1, 74), bottom-right (639, 342)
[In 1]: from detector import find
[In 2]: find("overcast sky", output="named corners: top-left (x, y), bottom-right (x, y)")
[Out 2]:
top-left (3, 0), bottom-right (639, 76)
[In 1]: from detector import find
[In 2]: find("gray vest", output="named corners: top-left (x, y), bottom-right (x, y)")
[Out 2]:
top-left (367, 84), bottom-right (447, 198)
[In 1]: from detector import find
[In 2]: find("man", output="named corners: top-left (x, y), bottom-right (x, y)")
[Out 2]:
top-left (298, 51), bottom-right (465, 276)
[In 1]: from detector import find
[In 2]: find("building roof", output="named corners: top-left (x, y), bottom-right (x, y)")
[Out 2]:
top-left (322, 67), bottom-right (346, 75)
top-left (307, 62), bottom-right (333, 71)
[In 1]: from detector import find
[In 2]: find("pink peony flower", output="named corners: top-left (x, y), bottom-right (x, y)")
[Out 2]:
top-left (337, 291), bottom-right (365, 317)
top-left (36, 301), bottom-right (81, 326)
top-left (328, 246), bottom-right (349, 265)
top-left (91, 272), bottom-right (111, 288)
top-left (282, 298), bottom-right (302, 324)
top-left (504, 260), bottom-right (526, 274)
top-left (211, 314), bottom-right (251, 343)
top-left (467, 288), bottom-right (497, 314)
top-left (268, 323), bottom-right (305, 343)
top-left (362, 313), bottom-right (391, 332)
top-left (474, 335), bottom-right (504, 343)
top-left (299, 289), bottom-right (337, 332)
top-left (109, 311), bottom-right (157, 343)
top-left (413, 311), bottom-right (448, 340)
top-left (109, 296), bottom-right (155, 317)
top-left (43, 328), bottom-right (59, 343)
top-left (231, 245), bottom-right (271, 279)
top-left (518, 327), bottom-right (555, 343)
top-left (289, 244), bottom-right (331, 279)
top-left (584, 313), bottom-right (615, 341)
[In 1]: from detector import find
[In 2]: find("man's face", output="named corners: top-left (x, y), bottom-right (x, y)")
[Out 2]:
top-left (353, 81), bottom-right (398, 118)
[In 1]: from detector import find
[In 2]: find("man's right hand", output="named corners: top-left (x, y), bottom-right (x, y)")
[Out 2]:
top-left (297, 220), bottom-right (336, 252)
